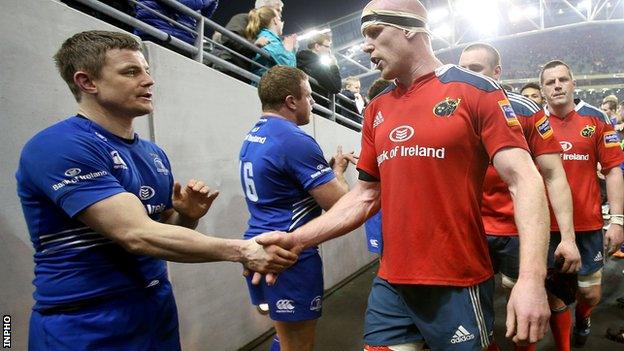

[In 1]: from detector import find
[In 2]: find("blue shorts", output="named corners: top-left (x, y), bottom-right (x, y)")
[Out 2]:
top-left (486, 235), bottom-right (519, 280)
top-left (246, 252), bottom-right (323, 322)
top-left (365, 211), bottom-right (383, 254)
top-left (29, 279), bottom-right (180, 351)
top-left (548, 230), bottom-right (604, 276)
top-left (364, 277), bottom-right (494, 350)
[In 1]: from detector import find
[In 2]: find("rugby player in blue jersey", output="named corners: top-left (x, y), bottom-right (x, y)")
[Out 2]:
top-left (16, 30), bottom-right (297, 351)
top-left (239, 65), bottom-right (357, 351)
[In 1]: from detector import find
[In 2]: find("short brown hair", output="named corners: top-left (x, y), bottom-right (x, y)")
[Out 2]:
top-left (539, 60), bottom-right (574, 84)
top-left (308, 33), bottom-right (331, 49)
top-left (602, 100), bottom-right (617, 112)
top-left (462, 42), bottom-right (501, 68)
top-left (258, 65), bottom-right (308, 111)
top-left (54, 31), bottom-right (140, 102)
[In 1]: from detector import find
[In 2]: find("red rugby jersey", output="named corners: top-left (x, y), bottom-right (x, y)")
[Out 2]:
top-left (357, 65), bottom-right (529, 286)
top-left (547, 100), bottom-right (624, 232)
top-left (481, 92), bottom-right (562, 236)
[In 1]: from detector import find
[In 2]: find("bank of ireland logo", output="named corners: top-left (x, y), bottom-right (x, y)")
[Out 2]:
top-left (139, 186), bottom-right (156, 200)
top-left (559, 141), bottom-right (572, 152)
top-left (276, 299), bottom-right (295, 313)
top-left (64, 168), bottom-right (81, 177)
top-left (389, 125), bottom-right (415, 142)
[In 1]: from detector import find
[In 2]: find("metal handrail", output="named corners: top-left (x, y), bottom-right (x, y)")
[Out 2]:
top-left (70, 0), bottom-right (362, 130)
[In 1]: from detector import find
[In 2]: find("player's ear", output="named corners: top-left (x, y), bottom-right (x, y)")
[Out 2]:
top-left (284, 94), bottom-right (297, 110)
top-left (74, 70), bottom-right (98, 96)
top-left (404, 30), bottom-right (416, 39)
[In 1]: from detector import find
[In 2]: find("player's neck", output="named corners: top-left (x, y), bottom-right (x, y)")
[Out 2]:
top-left (77, 102), bottom-right (135, 139)
top-left (262, 109), bottom-right (296, 124)
top-left (547, 102), bottom-right (575, 119)
top-left (396, 56), bottom-right (443, 89)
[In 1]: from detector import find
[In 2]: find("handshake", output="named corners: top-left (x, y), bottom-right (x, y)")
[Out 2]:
top-left (239, 231), bottom-right (303, 285)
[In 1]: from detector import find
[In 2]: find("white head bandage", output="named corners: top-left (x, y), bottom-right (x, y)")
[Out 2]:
top-left (361, 9), bottom-right (430, 35)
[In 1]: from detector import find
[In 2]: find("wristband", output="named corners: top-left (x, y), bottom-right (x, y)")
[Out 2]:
top-left (610, 214), bottom-right (624, 226)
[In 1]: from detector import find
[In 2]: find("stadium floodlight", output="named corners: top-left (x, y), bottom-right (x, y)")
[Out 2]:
top-left (428, 7), bottom-right (450, 24)
top-left (577, 0), bottom-right (591, 11)
top-left (509, 4), bottom-right (539, 23)
top-left (432, 23), bottom-right (452, 38)
top-left (456, 0), bottom-right (499, 36)
top-left (297, 28), bottom-right (331, 42)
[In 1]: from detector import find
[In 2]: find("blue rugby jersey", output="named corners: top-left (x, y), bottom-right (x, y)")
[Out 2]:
top-left (239, 116), bottom-right (335, 258)
top-left (16, 115), bottom-right (173, 310)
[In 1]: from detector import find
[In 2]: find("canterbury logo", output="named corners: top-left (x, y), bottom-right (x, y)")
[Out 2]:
top-left (451, 325), bottom-right (475, 344)
top-left (276, 299), bottom-right (295, 311)
top-left (389, 125), bottom-right (415, 142)
top-left (139, 186), bottom-right (155, 200)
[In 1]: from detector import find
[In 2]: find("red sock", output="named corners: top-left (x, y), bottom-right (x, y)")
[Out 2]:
top-left (515, 343), bottom-right (536, 351)
top-left (550, 308), bottom-right (572, 351)
top-left (575, 300), bottom-right (594, 320)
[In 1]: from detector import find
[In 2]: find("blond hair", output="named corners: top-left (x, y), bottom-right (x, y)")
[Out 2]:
top-left (245, 7), bottom-right (278, 40)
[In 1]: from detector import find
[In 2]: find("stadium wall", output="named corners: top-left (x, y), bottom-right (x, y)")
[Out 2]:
top-left (0, 0), bottom-right (375, 349)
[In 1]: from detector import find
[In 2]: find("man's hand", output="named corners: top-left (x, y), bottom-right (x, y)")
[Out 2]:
top-left (329, 145), bottom-right (358, 175)
top-left (554, 239), bottom-right (581, 273)
top-left (506, 277), bottom-right (551, 346)
top-left (605, 223), bottom-right (624, 255)
top-left (240, 238), bottom-right (298, 274)
top-left (172, 179), bottom-right (219, 221)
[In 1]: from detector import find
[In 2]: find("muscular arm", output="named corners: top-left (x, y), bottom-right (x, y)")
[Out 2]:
top-left (291, 180), bottom-right (381, 252)
top-left (535, 153), bottom-right (574, 240)
top-left (493, 147), bottom-right (551, 343)
top-left (604, 166), bottom-right (624, 254)
top-left (77, 192), bottom-right (296, 271)
top-left (494, 148), bottom-right (550, 278)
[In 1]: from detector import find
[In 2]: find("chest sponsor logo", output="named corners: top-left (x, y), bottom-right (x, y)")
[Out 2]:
top-left (498, 99), bottom-right (520, 127)
top-left (244, 134), bottom-right (267, 144)
top-left (139, 186), bottom-right (156, 200)
top-left (603, 131), bottom-right (621, 148)
top-left (146, 203), bottom-right (166, 215)
top-left (373, 111), bottom-right (385, 128)
top-left (275, 299), bottom-right (295, 313)
top-left (559, 141), bottom-right (589, 161)
top-left (377, 145), bottom-right (446, 166)
top-left (64, 168), bottom-right (81, 177)
top-left (110, 150), bottom-right (128, 170)
top-left (433, 97), bottom-right (461, 117)
top-left (580, 125), bottom-right (596, 138)
top-left (389, 125), bottom-right (415, 142)
top-left (535, 116), bottom-right (554, 140)
top-left (559, 141), bottom-right (572, 152)
top-left (150, 153), bottom-right (170, 175)
top-left (310, 296), bottom-right (322, 311)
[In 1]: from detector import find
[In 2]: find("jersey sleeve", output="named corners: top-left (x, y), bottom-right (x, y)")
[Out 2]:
top-left (472, 89), bottom-right (529, 158)
top-left (282, 132), bottom-right (335, 191)
top-left (522, 111), bottom-right (562, 157)
top-left (356, 105), bottom-right (380, 179)
top-left (596, 121), bottom-right (624, 173)
top-left (20, 135), bottom-right (126, 218)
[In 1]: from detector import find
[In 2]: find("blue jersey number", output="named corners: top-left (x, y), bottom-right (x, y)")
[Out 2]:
top-left (242, 162), bottom-right (259, 202)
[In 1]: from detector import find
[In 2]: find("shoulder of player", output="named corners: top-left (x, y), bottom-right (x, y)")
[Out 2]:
top-left (434, 64), bottom-right (502, 93)
top-left (575, 100), bottom-right (612, 125)
top-left (507, 91), bottom-right (542, 117)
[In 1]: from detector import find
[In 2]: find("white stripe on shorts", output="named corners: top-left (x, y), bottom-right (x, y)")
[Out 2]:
top-left (468, 285), bottom-right (489, 348)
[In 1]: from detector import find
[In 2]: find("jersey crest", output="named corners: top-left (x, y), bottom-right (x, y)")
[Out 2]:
top-left (580, 125), bottom-right (596, 138)
top-left (433, 97), bottom-right (461, 117)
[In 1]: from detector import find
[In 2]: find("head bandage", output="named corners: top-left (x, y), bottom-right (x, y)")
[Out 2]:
top-left (361, 9), bottom-right (430, 35)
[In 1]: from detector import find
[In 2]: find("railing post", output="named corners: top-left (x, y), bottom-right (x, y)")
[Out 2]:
top-left (329, 94), bottom-right (336, 122)
top-left (194, 15), bottom-right (204, 62)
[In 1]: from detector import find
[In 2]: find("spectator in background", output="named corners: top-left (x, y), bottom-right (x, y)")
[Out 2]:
top-left (521, 82), bottom-right (544, 106)
top-left (296, 33), bottom-right (342, 99)
top-left (245, 7), bottom-right (296, 77)
top-left (341, 76), bottom-right (366, 114)
top-left (134, 0), bottom-right (218, 45)
top-left (367, 79), bottom-right (393, 102)
top-left (214, 0), bottom-right (283, 75)
top-left (601, 98), bottom-right (619, 125)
